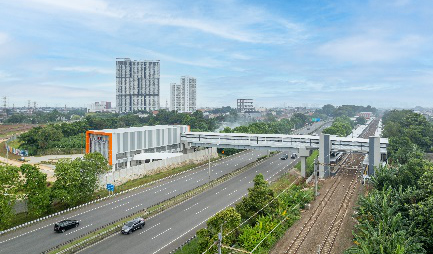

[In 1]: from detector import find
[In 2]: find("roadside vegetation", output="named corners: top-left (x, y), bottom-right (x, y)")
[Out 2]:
top-left (322, 116), bottom-right (355, 137)
top-left (345, 110), bottom-right (433, 253)
top-left (16, 110), bottom-right (217, 155)
top-left (0, 152), bottom-right (224, 231)
top-left (0, 153), bottom-right (109, 230)
top-left (221, 113), bottom-right (309, 135)
top-left (175, 173), bottom-right (313, 254)
top-left (313, 104), bottom-right (377, 120)
top-left (3, 109), bottom-right (85, 124)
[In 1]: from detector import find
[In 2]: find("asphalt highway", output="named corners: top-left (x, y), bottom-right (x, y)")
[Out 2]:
top-left (0, 150), bottom-right (266, 254)
top-left (80, 153), bottom-right (299, 254)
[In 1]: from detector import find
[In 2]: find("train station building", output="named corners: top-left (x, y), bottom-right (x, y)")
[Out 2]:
top-left (86, 125), bottom-right (189, 170)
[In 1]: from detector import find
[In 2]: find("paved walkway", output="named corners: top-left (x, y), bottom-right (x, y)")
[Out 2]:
top-left (0, 155), bottom-right (57, 182)
top-left (25, 154), bottom-right (84, 164)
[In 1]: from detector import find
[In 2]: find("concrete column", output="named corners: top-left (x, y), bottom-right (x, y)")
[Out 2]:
top-left (300, 157), bottom-right (307, 178)
top-left (319, 134), bottom-right (331, 178)
top-left (299, 148), bottom-right (310, 178)
top-left (368, 136), bottom-right (380, 176)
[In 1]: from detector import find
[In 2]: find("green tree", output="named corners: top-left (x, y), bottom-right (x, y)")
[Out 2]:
top-left (52, 153), bottom-right (110, 206)
top-left (196, 207), bottom-right (241, 253)
top-left (356, 116), bottom-right (367, 125)
top-left (239, 215), bottom-right (279, 251)
top-left (346, 188), bottom-right (424, 254)
top-left (236, 174), bottom-right (279, 223)
top-left (323, 116), bottom-right (354, 137)
top-left (20, 164), bottom-right (51, 217)
top-left (0, 165), bottom-right (21, 229)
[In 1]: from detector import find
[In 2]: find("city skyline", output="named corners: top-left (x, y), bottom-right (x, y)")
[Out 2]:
top-left (0, 0), bottom-right (433, 108)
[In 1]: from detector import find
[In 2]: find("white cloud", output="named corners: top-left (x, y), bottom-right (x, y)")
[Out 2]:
top-left (11, 0), bottom-right (304, 44)
top-left (53, 66), bottom-right (113, 74)
top-left (25, 0), bottom-right (122, 17)
top-left (318, 34), bottom-right (425, 63)
top-left (0, 70), bottom-right (21, 81)
top-left (139, 49), bottom-right (227, 68)
top-left (0, 32), bottom-right (9, 45)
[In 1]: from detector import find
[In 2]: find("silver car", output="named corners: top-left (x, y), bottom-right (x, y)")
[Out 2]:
top-left (121, 218), bottom-right (145, 234)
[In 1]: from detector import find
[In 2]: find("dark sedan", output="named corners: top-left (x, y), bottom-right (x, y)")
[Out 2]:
top-left (54, 220), bottom-right (79, 233)
top-left (121, 218), bottom-right (145, 234)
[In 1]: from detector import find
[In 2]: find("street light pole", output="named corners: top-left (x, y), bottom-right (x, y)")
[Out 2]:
top-left (208, 148), bottom-right (211, 182)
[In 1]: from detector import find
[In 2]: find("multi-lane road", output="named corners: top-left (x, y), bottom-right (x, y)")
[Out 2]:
top-left (79, 122), bottom-right (330, 254)
top-left (80, 152), bottom-right (299, 254)
top-left (0, 150), bottom-right (266, 254)
top-left (0, 121), bottom-right (329, 254)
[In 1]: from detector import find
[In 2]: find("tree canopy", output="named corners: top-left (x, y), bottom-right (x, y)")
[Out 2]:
top-left (52, 153), bottom-right (110, 206)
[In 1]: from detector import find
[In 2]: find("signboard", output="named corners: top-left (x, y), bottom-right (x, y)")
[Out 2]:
top-left (106, 184), bottom-right (114, 192)
top-left (311, 118), bottom-right (321, 122)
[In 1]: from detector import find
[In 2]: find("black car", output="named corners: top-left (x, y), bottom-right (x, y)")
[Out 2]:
top-left (280, 154), bottom-right (288, 160)
top-left (291, 153), bottom-right (298, 159)
top-left (54, 220), bottom-right (79, 233)
top-left (121, 218), bottom-right (145, 234)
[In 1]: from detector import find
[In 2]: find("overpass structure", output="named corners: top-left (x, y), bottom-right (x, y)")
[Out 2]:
top-left (181, 132), bottom-right (388, 178)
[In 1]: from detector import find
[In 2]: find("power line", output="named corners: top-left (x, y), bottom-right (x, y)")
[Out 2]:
top-left (202, 175), bottom-right (300, 254)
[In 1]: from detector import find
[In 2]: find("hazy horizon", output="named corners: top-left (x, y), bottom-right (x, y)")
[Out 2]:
top-left (1, 0), bottom-right (432, 108)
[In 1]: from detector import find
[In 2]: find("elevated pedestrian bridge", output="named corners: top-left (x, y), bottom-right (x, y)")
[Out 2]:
top-left (181, 132), bottom-right (388, 178)
top-left (181, 132), bottom-right (388, 154)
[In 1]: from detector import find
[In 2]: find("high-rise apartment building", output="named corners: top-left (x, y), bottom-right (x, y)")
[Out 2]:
top-left (170, 76), bottom-right (196, 113)
top-left (116, 58), bottom-right (160, 113)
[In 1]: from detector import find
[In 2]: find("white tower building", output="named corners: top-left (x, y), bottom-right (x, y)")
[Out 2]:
top-left (116, 58), bottom-right (160, 113)
top-left (170, 76), bottom-right (196, 113)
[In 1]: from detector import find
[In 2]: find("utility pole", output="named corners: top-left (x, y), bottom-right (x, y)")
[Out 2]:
top-left (314, 158), bottom-right (319, 197)
top-left (218, 224), bottom-right (222, 254)
top-left (6, 139), bottom-right (9, 164)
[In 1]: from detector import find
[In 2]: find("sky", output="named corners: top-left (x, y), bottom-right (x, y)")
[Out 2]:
top-left (0, 0), bottom-right (432, 109)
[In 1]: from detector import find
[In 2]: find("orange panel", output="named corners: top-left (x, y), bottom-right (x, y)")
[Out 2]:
top-left (86, 130), bottom-right (113, 165)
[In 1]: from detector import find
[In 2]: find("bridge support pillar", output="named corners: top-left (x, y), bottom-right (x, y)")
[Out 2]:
top-left (368, 136), bottom-right (380, 176)
top-left (299, 148), bottom-right (310, 178)
top-left (319, 134), bottom-right (331, 178)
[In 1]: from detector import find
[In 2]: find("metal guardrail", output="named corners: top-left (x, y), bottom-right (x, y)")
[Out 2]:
top-left (43, 153), bottom-right (269, 254)
top-left (0, 151), bottom-right (247, 236)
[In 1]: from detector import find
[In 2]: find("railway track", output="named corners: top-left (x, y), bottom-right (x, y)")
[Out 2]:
top-left (317, 155), bottom-right (362, 253)
top-left (283, 118), bottom-right (379, 254)
top-left (317, 119), bottom-right (379, 253)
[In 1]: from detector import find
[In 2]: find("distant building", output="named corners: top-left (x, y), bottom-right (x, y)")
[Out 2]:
top-left (87, 101), bottom-right (113, 113)
top-left (116, 58), bottom-right (160, 113)
top-left (359, 112), bottom-right (373, 119)
top-left (237, 99), bottom-right (255, 113)
top-left (170, 76), bottom-right (197, 113)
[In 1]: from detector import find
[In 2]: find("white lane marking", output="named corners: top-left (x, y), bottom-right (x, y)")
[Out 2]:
top-left (66, 224), bottom-right (93, 235)
top-left (111, 202), bottom-right (129, 209)
top-left (125, 203), bottom-right (143, 212)
top-left (139, 222), bottom-right (161, 235)
top-left (151, 227), bottom-right (172, 240)
top-left (0, 151), bottom-right (251, 243)
top-left (166, 189), bottom-right (177, 196)
top-left (195, 206), bottom-right (209, 215)
top-left (154, 187), bottom-right (167, 194)
top-left (184, 203), bottom-right (199, 212)
top-left (228, 190), bottom-right (238, 196)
